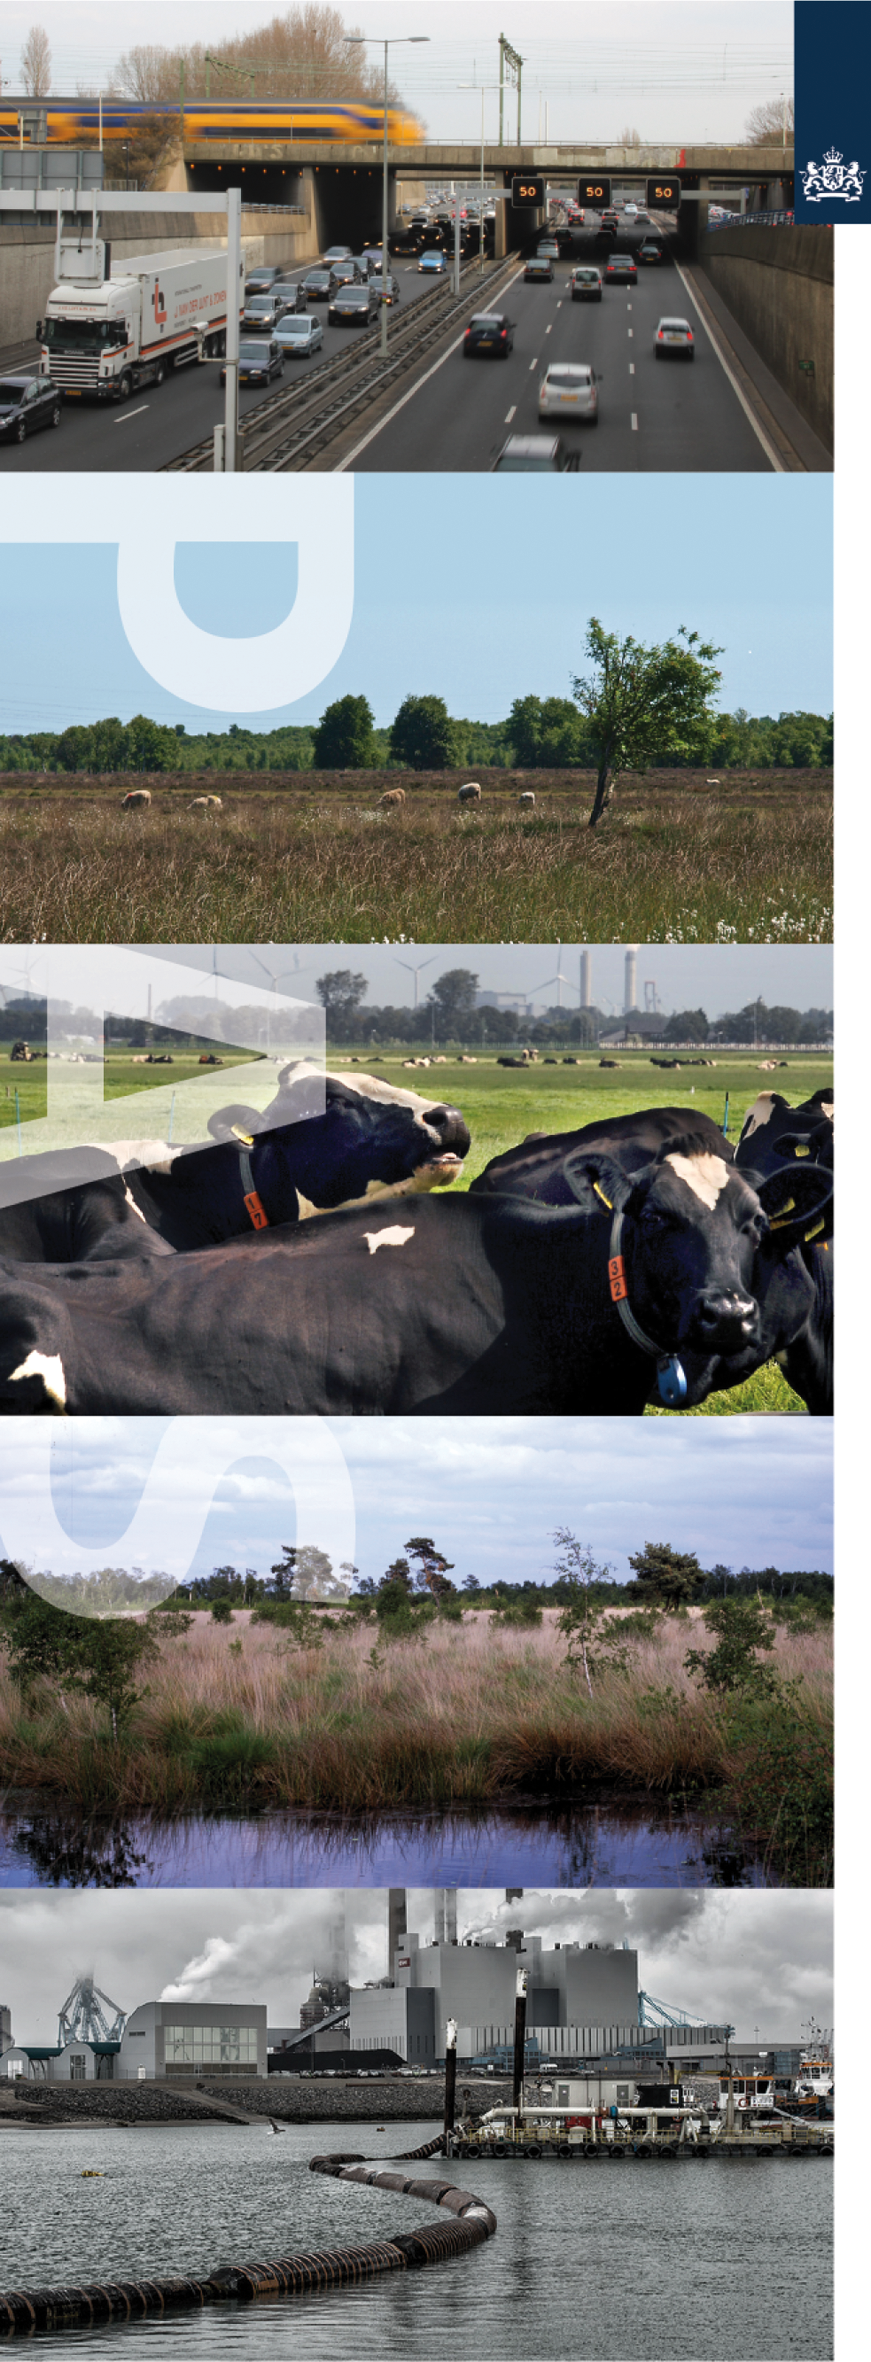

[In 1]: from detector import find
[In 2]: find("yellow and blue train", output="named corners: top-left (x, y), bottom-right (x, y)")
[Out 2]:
top-left (0, 99), bottom-right (424, 147)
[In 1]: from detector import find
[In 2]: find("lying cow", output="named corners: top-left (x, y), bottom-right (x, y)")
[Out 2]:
top-left (735, 1087), bottom-right (833, 1414)
top-left (0, 1135), bottom-right (831, 1417)
top-left (0, 1070), bottom-right (470, 1265)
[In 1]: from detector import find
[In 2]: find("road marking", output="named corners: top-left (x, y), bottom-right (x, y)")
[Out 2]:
top-left (529, 357), bottom-right (538, 370)
top-left (114, 405), bottom-right (150, 423)
top-left (335, 261), bottom-right (528, 469)
top-left (627, 328), bottom-right (633, 339)
top-left (670, 252), bottom-right (784, 472)
top-left (505, 404), bottom-right (516, 423)
top-left (629, 362), bottom-right (635, 375)
top-left (545, 322), bottom-right (552, 333)
top-left (631, 412), bottom-right (638, 430)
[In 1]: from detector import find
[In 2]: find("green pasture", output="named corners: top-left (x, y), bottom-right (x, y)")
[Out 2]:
top-left (0, 1044), bottom-right (831, 1417)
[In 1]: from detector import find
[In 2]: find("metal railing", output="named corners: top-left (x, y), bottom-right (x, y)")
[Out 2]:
top-left (163, 247), bottom-right (520, 472)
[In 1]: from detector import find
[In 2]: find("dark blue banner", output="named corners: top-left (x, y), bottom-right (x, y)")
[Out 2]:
top-left (795, 1), bottom-right (871, 222)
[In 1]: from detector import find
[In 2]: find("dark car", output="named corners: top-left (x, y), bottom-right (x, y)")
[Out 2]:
top-left (329, 258), bottom-right (361, 288)
top-left (220, 338), bottom-right (284, 386)
top-left (302, 269), bottom-right (333, 302)
top-left (0, 374), bottom-right (63, 442)
top-left (463, 312), bottom-right (515, 357)
top-left (604, 252), bottom-right (637, 284)
top-left (269, 279), bottom-right (308, 311)
top-left (637, 239), bottom-right (665, 264)
top-left (524, 255), bottom-right (554, 282)
top-left (244, 265), bottom-right (286, 295)
top-left (328, 284), bottom-right (378, 326)
top-left (370, 273), bottom-right (401, 306)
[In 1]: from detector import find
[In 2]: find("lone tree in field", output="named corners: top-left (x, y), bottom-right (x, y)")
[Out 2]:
top-left (625, 1541), bottom-right (706, 1609)
top-left (390, 694), bottom-right (456, 771)
top-left (405, 1537), bottom-right (456, 1600)
top-left (571, 619), bottom-right (723, 828)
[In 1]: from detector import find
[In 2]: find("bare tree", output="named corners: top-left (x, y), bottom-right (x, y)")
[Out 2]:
top-left (745, 95), bottom-right (794, 146)
top-left (616, 124), bottom-right (641, 148)
top-left (20, 24), bottom-right (52, 96)
top-left (112, 8), bottom-right (406, 107)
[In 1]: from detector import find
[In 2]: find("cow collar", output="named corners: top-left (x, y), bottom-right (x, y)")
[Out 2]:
top-left (231, 1129), bottom-right (271, 1231)
top-left (604, 1199), bottom-right (688, 1408)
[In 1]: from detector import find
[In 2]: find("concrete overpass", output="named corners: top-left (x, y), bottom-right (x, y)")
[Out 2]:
top-left (180, 140), bottom-right (794, 256)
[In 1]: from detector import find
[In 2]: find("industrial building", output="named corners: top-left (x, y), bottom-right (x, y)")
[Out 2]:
top-left (117, 2002), bottom-right (268, 2081)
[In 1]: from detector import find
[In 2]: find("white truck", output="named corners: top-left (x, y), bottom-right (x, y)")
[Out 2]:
top-left (37, 238), bottom-right (244, 402)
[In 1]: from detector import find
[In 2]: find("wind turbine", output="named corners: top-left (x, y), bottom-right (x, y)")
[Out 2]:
top-left (527, 943), bottom-right (576, 1010)
top-left (392, 952), bottom-right (440, 1007)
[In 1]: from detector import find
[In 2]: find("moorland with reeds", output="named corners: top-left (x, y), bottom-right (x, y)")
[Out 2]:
top-left (0, 1606), bottom-right (832, 1884)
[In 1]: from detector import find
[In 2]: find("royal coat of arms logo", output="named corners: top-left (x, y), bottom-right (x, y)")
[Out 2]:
top-left (801, 148), bottom-right (865, 201)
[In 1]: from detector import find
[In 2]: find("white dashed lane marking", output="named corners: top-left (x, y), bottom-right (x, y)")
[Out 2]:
top-left (114, 405), bottom-right (150, 423)
top-left (505, 404), bottom-right (516, 422)
top-left (631, 412), bottom-right (638, 430)
top-left (629, 362), bottom-right (635, 375)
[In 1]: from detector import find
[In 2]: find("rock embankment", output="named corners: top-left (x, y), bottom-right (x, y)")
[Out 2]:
top-left (0, 2077), bottom-right (511, 2129)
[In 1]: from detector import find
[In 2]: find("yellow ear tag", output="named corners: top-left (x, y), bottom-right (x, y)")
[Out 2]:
top-left (593, 1181), bottom-right (613, 1212)
top-left (231, 1126), bottom-right (255, 1147)
top-left (794, 1144), bottom-right (810, 1157)
top-left (803, 1218), bottom-right (825, 1244)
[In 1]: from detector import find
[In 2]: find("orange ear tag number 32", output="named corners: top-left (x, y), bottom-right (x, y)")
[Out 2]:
top-left (608, 1254), bottom-right (628, 1303)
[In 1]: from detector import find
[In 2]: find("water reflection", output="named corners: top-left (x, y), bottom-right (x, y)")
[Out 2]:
top-left (0, 1793), bottom-right (772, 1889)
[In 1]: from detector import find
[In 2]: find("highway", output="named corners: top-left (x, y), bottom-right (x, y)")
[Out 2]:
top-left (0, 220), bottom-right (777, 473)
top-left (0, 256), bottom-right (443, 476)
top-left (346, 243), bottom-right (774, 474)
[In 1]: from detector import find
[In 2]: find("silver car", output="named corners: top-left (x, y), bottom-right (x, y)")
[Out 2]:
top-left (654, 315), bottom-right (695, 358)
top-left (273, 315), bottom-right (324, 357)
top-left (538, 361), bottom-right (600, 423)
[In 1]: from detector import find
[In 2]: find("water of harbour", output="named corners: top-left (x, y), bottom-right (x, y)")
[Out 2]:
top-left (0, 2119), bottom-right (832, 2360)
top-left (0, 1794), bottom-right (774, 1889)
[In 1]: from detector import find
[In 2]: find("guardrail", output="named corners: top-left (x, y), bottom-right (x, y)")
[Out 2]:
top-left (707, 209), bottom-right (797, 228)
top-left (163, 249), bottom-right (520, 473)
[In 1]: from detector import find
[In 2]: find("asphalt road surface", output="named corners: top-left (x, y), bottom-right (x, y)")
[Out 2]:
top-left (0, 257), bottom-right (443, 475)
top-left (347, 242), bottom-right (773, 473)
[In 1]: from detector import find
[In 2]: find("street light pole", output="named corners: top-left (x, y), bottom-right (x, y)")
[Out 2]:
top-left (346, 35), bottom-right (430, 357)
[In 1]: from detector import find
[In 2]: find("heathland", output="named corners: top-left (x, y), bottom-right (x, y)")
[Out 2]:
top-left (0, 1603), bottom-right (833, 1886)
top-left (0, 769), bottom-right (832, 943)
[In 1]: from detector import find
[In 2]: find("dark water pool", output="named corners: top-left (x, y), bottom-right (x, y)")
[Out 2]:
top-left (0, 1793), bottom-right (774, 1888)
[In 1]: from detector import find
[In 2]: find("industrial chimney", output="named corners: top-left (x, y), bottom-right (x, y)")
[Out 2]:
top-left (580, 950), bottom-right (592, 1010)
top-left (624, 946), bottom-right (638, 1015)
top-left (388, 1889), bottom-right (407, 1978)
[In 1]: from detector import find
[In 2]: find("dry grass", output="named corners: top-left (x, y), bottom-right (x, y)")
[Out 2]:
top-left (0, 772), bottom-right (832, 943)
top-left (0, 1608), bottom-right (832, 1879)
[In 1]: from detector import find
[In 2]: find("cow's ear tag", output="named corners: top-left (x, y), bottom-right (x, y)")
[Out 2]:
top-left (593, 1181), bottom-right (613, 1211)
top-left (657, 1355), bottom-right (688, 1407)
top-left (793, 1144), bottom-right (810, 1158)
top-left (804, 1217), bottom-right (826, 1244)
top-left (231, 1126), bottom-right (255, 1148)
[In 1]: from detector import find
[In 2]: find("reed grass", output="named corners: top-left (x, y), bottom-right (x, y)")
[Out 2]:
top-left (0, 1609), bottom-right (832, 1882)
top-left (0, 777), bottom-right (832, 943)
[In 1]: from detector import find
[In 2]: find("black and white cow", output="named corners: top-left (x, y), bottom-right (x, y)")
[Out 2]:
top-left (735, 1087), bottom-right (833, 1414)
top-left (470, 1108), bottom-right (734, 1204)
top-left (0, 1070), bottom-right (471, 1264)
top-left (0, 1134), bottom-right (832, 1417)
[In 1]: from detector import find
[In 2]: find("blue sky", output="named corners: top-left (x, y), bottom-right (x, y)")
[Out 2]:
top-left (0, 474), bottom-right (831, 733)
top-left (0, 1416), bottom-right (833, 1592)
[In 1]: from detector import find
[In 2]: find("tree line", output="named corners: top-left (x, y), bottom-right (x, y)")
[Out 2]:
top-left (0, 699), bottom-right (832, 782)
top-left (313, 969), bottom-right (831, 1048)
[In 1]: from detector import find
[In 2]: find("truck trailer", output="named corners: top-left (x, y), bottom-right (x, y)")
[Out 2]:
top-left (37, 240), bottom-right (244, 401)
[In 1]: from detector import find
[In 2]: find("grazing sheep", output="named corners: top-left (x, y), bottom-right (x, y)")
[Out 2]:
top-left (190, 795), bottom-right (223, 811)
top-left (458, 1055), bottom-right (477, 1064)
top-left (121, 788), bottom-right (151, 810)
top-left (518, 791), bottom-right (536, 807)
top-left (457, 782), bottom-right (482, 804)
top-left (378, 788), bottom-right (406, 808)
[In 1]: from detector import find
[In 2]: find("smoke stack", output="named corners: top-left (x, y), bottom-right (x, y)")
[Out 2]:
top-left (444, 2017), bottom-right (457, 2135)
top-left (434, 1889), bottom-right (457, 1945)
top-left (388, 1889), bottom-right (407, 1976)
top-left (580, 951), bottom-right (591, 1010)
top-left (624, 946), bottom-right (637, 1015)
top-left (512, 1967), bottom-right (528, 2111)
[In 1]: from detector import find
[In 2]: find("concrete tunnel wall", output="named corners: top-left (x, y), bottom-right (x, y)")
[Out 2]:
top-left (0, 205), bottom-right (320, 348)
top-left (699, 223), bottom-right (833, 451)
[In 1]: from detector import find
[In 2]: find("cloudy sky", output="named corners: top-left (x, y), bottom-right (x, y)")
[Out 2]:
top-left (0, 1415), bottom-right (833, 1593)
top-left (0, 3), bottom-right (792, 146)
top-left (0, 1885), bottom-right (831, 2046)
top-left (1, 473), bottom-right (832, 733)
